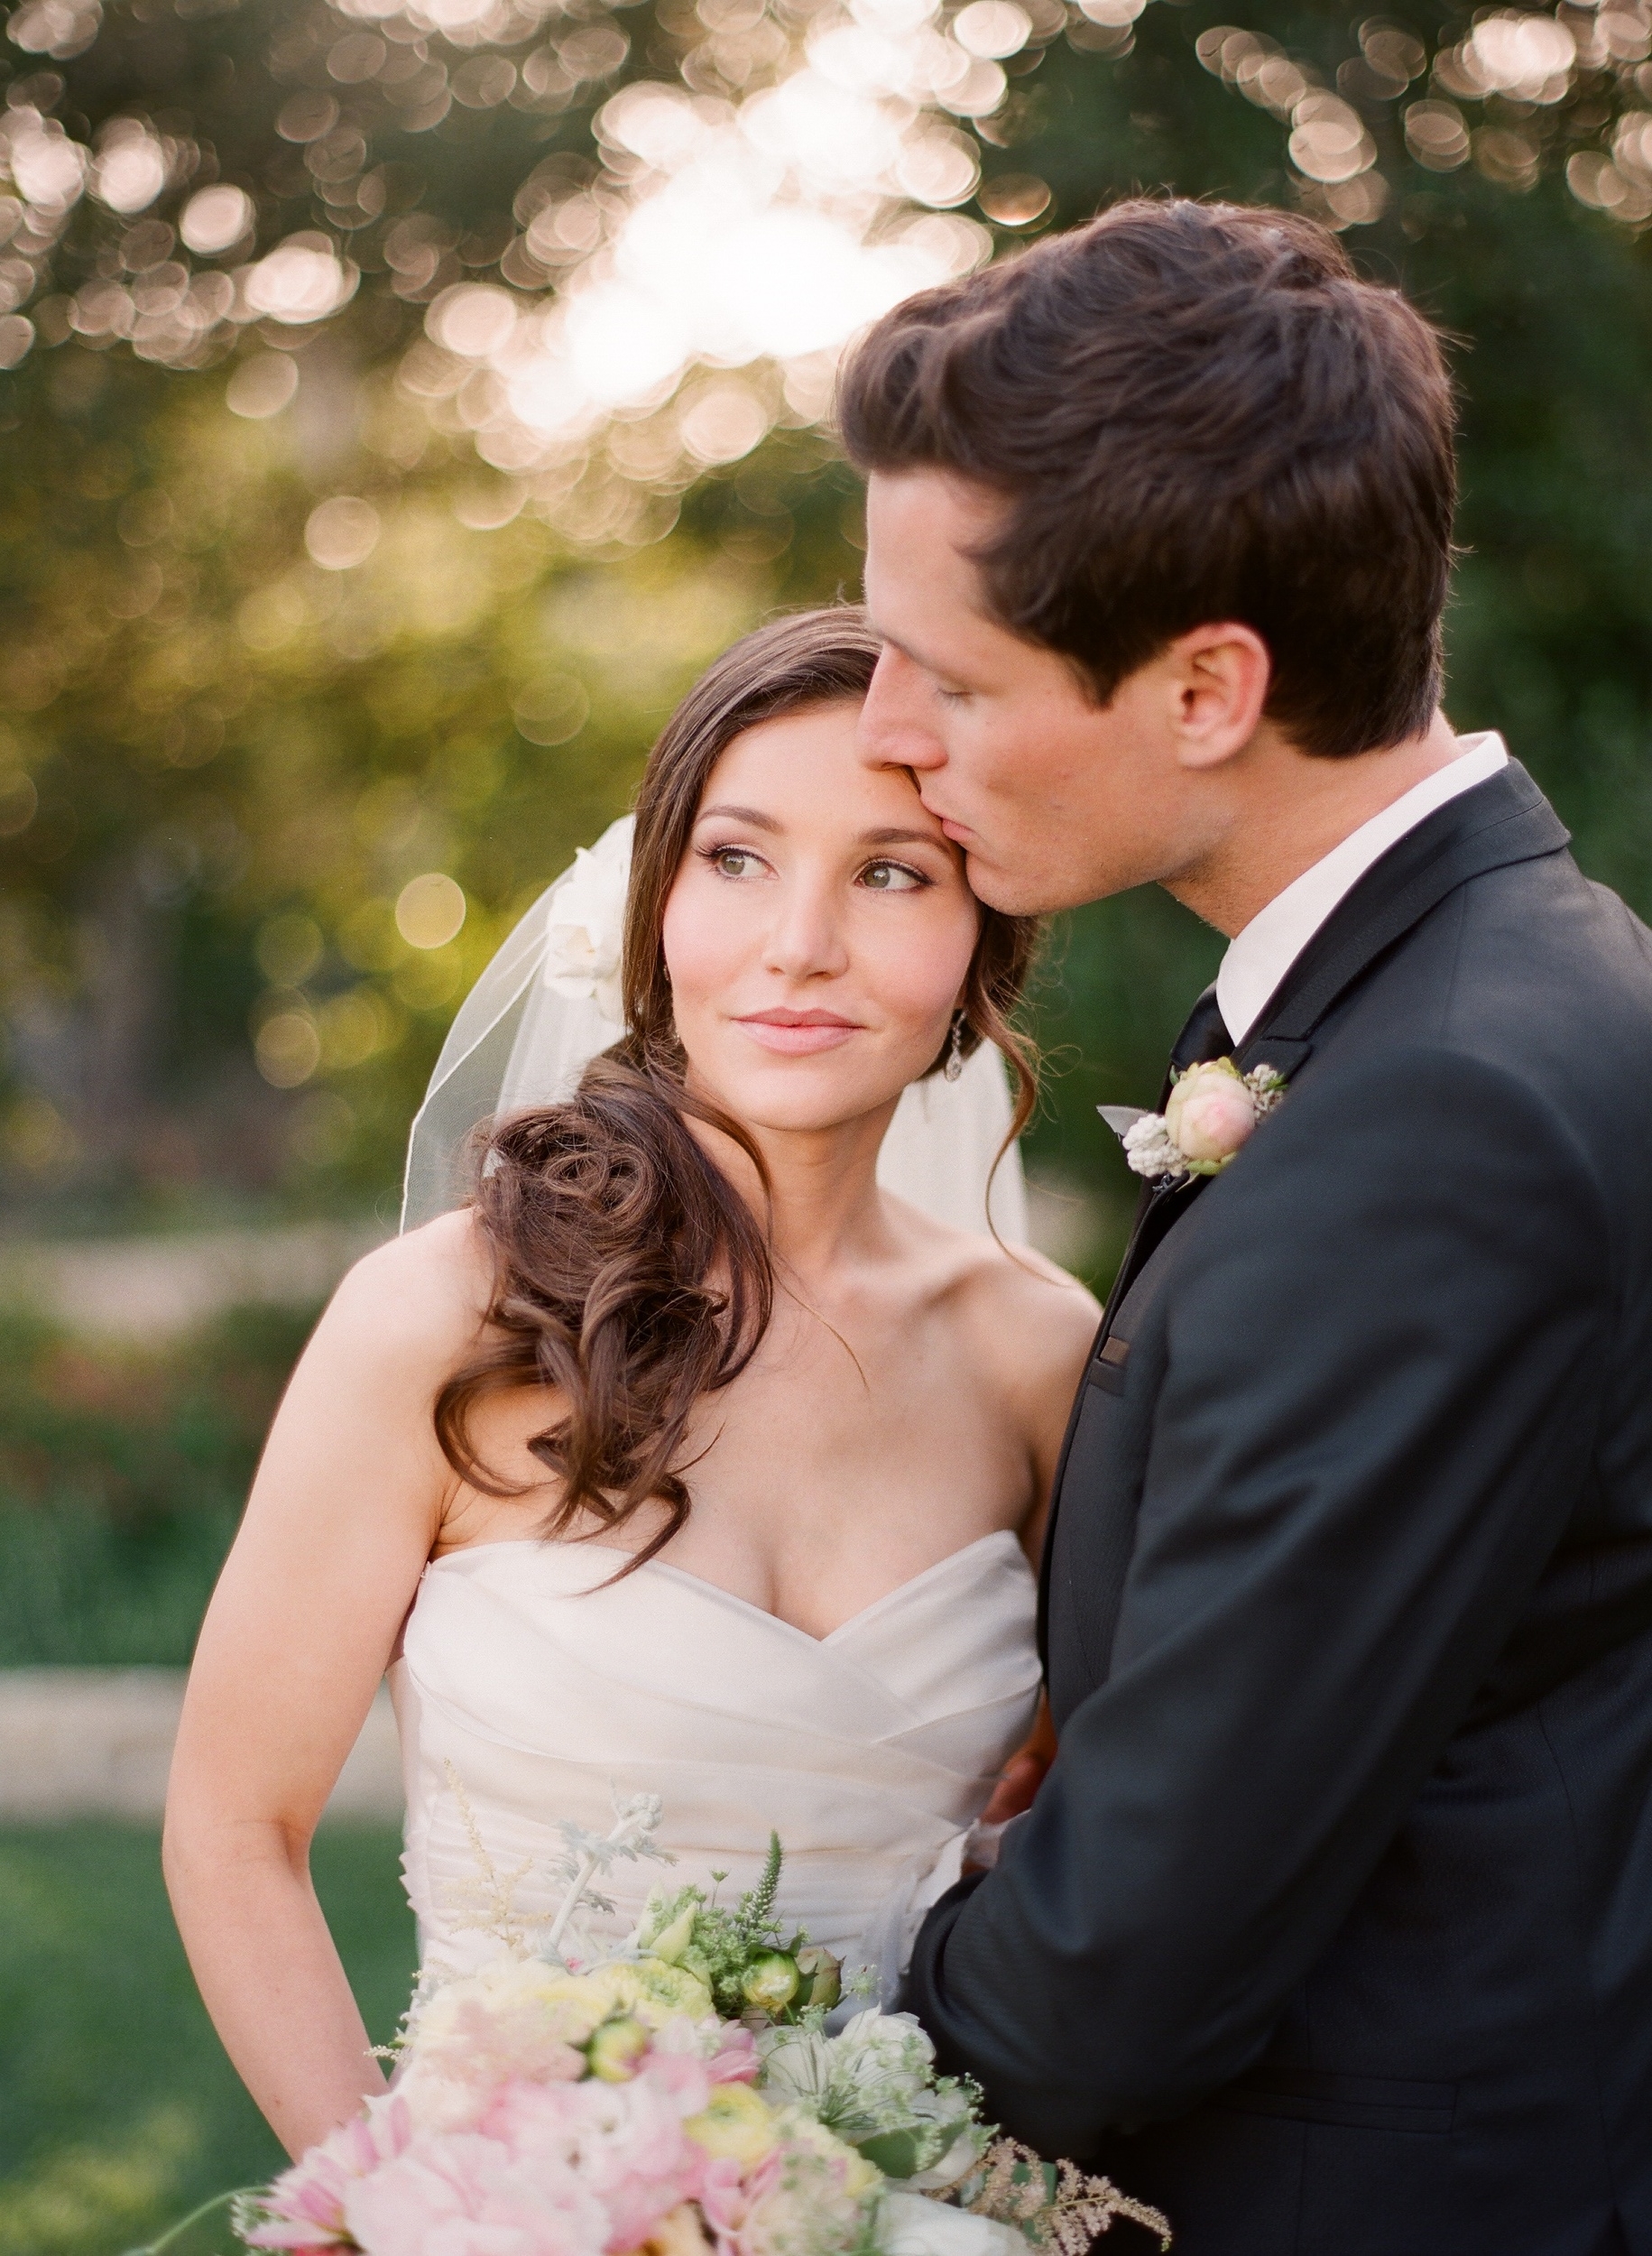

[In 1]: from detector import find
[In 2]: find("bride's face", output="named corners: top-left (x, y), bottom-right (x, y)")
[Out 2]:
top-left (661, 699), bottom-right (982, 1136)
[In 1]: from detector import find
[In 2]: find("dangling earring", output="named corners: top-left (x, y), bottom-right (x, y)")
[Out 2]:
top-left (944, 1010), bottom-right (966, 1083)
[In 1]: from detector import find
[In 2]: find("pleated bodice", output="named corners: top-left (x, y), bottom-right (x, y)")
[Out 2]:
top-left (392, 1530), bottom-right (1039, 1996)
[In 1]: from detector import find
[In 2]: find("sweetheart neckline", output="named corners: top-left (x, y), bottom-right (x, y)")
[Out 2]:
top-left (423, 1527), bottom-right (1030, 1648)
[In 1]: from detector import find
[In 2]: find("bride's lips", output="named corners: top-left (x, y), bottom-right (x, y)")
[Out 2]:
top-left (735, 1009), bottom-right (863, 1056)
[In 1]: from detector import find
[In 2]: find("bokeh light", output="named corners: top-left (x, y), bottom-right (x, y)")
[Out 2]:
top-left (1405, 101), bottom-right (1471, 171)
top-left (1465, 12), bottom-right (1577, 104)
top-left (255, 1013), bottom-right (324, 1089)
top-left (395, 873), bottom-right (468, 949)
top-left (91, 125), bottom-right (170, 217)
top-left (0, 0), bottom-right (1642, 562)
top-left (305, 497), bottom-right (383, 571)
top-left (225, 353), bottom-right (300, 420)
top-left (255, 915), bottom-right (328, 989)
top-left (512, 676), bottom-right (592, 744)
top-left (977, 173), bottom-right (1051, 225)
top-left (243, 237), bottom-right (359, 325)
top-left (952, 3), bottom-right (1031, 60)
top-left (180, 185), bottom-right (254, 257)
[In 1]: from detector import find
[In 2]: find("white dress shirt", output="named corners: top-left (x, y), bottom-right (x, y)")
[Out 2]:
top-left (1216, 733), bottom-right (1510, 1049)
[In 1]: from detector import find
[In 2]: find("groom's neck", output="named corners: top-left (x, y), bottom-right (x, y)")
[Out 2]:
top-left (1160, 707), bottom-right (1463, 940)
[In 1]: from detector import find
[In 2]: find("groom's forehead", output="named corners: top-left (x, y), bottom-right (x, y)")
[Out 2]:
top-left (863, 471), bottom-right (1003, 643)
top-left (866, 466), bottom-right (1001, 557)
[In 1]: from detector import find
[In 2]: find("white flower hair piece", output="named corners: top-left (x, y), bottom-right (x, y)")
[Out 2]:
top-left (541, 814), bottom-right (633, 1025)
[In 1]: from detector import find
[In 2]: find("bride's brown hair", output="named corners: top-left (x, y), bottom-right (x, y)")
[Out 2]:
top-left (435, 605), bottom-right (1041, 1568)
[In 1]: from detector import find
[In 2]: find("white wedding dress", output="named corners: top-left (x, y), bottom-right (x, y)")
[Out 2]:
top-left (392, 1530), bottom-right (1039, 1999)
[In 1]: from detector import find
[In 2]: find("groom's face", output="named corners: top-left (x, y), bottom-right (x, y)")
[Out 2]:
top-left (859, 471), bottom-right (1206, 916)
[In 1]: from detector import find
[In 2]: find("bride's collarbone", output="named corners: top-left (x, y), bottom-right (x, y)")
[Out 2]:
top-left (432, 1364), bottom-right (1029, 1580)
top-left (429, 1262), bottom-right (1035, 1563)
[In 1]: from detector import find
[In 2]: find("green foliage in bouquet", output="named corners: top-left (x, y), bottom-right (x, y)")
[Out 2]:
top-left (636, 1831), bottom-right (846, 2025)
top-left (632, 1825), bottom-right (1137, 2244)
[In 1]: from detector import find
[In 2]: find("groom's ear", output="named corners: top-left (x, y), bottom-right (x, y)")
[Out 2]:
top-left (1164, 624), bottom-right (1273, 771)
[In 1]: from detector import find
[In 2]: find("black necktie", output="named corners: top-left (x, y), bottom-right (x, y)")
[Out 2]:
top-left (1104, 985), bottom-right (1234, 1326)
top-left (1162, 984), bottom-right (1232, 1096)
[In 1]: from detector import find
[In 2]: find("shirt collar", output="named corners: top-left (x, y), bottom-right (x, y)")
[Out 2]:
top-left (1216, 733), bottom-right (1510, 1049)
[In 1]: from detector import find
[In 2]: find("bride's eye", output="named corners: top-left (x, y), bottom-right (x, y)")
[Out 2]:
top-left (859, 860), bottom-right (926, 892)
top-left (706, 846), bottom-right (766, 880)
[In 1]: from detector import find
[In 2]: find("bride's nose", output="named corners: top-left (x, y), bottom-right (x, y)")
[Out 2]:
top-left (761, 870), bottom-right (851, 983)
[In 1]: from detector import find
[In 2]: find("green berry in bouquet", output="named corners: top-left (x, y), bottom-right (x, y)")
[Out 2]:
top-left (635, 1832), bottom-right (846, 2028)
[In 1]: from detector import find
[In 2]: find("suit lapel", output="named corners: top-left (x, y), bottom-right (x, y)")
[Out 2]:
top-left (1038, 763), bottom-right (1571, 1671)
top-left (1239, 760), bottom-right (1567, 1053)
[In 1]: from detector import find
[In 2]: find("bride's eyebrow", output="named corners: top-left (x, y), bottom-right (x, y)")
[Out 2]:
top-left (695, 803), bottom-right (781, 831)
top-left (693, 808), bottom-right (943, 850)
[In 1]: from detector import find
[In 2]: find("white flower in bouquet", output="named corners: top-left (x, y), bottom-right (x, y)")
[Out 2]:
top-left (759, 2012), bottom-right (986, 2192)
top-left (878, 2189), bottom-right (1028, 2256)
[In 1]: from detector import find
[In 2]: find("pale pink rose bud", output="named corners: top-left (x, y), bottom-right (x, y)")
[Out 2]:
top-left (1164, 1062), bottom-right (1257, 1164)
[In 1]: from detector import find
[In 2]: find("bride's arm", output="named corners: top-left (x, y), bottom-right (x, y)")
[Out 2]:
top-left (970, 1250), bottom-right (1102, 1824)
top-left (990, 1245), bottom-right (1103, 1562)
top-left (162, 1213), bottom-right (485, 2159)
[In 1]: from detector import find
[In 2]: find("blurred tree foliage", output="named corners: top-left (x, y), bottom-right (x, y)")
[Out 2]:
top-left (0, 0), bottom-right (1647, 1240)
top-left (0, 328), bottom-right (861, 1216)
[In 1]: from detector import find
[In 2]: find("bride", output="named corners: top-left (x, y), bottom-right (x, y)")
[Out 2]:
top-left (163, 605), bottom-right (1100, 2164)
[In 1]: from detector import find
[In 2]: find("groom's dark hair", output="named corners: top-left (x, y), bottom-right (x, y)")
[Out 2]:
top-left (838, 199), bottom-right (1456, 759)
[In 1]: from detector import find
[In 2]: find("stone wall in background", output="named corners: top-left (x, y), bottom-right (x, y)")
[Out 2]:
top-left (0, 1669), bottom-right (401, 1819)
top-left (0, 1219), bottom-right (384, 1341)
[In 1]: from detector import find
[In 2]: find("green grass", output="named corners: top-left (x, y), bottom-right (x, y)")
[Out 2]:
top-left (0, 1823), bottom-right (415, 2256)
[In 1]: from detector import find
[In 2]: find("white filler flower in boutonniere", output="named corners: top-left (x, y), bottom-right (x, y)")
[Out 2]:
top-left (1101, 1059), bottom-right (1287, 1186)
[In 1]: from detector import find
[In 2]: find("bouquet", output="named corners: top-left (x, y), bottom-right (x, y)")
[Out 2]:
top-left (145, 1795), bottom-right (1169, 2256)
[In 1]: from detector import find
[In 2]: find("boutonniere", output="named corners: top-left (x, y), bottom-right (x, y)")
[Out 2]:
top-left (1101, 1059), bottom-right (1287, 1186)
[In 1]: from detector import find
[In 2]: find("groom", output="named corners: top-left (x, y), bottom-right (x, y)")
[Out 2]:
top-left (844, 200), bottom-right (1652, 2252)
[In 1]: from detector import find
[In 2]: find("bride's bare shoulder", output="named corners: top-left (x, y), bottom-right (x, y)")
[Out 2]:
top-left (885, 1195), bottom-right (1100, 1361)
top-left (318, 1207), bottom-right (496, 1382)
top-left (958, 1233), bottom-right (1100, 1362)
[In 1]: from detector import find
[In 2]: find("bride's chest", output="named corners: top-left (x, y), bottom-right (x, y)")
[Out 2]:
top-left (651, 1326), bottom-right (1029, 1631)
top-left (699, 1302), bottom-right (1019, 1490)
top-left (438, 1298), bottom-right (1033, 1637)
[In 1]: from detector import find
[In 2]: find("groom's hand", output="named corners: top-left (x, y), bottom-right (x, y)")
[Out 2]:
top-left (979, 1695), bottom-right (1057, 1824)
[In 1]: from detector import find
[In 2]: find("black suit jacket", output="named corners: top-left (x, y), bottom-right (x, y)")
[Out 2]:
top-left (905, 764), bottom-right (1652, 2255)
